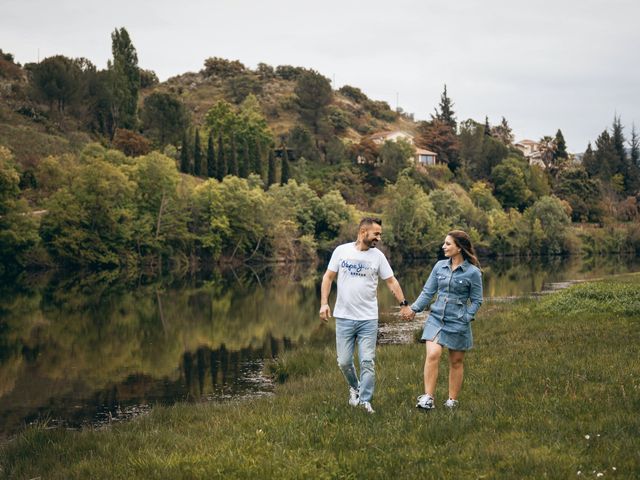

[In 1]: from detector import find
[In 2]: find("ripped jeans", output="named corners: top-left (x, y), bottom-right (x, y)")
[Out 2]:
top-left (335, 318), bottom-right (378, 403)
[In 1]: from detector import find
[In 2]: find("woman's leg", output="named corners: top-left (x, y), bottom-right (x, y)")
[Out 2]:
top-left (424, 341), bottom-right (443, 395)
top-left (447, 349), bottom-right (466, 400)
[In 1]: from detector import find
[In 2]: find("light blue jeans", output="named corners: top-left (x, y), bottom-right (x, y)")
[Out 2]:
top-left (335, 318), bottom-right (378, 403)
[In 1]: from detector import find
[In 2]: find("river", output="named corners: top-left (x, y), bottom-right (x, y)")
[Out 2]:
top-left (1, 254), bottom-right (638, 439)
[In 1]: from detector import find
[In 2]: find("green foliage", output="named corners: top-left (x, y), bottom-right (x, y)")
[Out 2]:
top-left (140, 92), bottom-right (190, 147)
top-left (179, 130), bottom-right (191, 174)
top-left (338, 85), bottom-right (369, 103)
top-left (417, 118), bottom-right (459, 172)
top-left (28, 55), bottom-right (84, 112)
top-left (202, 57), bottom-right (246, 78)
top-left (491, 158), bottom-right (533, 210)
top-left (295, 70), bottom-right (332, 133)
top-left (224, 73), bottom-right (262, 104)
top-left (433, 84), bottom-right (456, 130)
top-left (382, 176), bottom-right (439, 256)
top-left (267, 150), bottom-right (276, 187)
top-left (280, 147), bottom-right (290, 185)
top-left (469, 181), bottom-right (502, 212)
top-left (523, 195), bottom-right (571, 254)
top-left (288, 125), bottom-right (320, 162)
top-left (553, 167), bottom-right (602, 222)
top-left (193, 129), bottom-right (203, 176)
top-left (378, 139), bottom-right (414, 183)
top-left (275, 65), bottom-right (306, 80)
top-left (108, 27), bottom-right (140, 131)
top-left (112, 128), bottom-right (151, 157)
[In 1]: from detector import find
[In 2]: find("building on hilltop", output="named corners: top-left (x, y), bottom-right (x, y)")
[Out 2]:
top-left (364, 130), bottom-right (439, 166)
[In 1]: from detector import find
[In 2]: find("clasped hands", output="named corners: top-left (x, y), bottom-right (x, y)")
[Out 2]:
top-left (400, 306), bottom-right (416, 320)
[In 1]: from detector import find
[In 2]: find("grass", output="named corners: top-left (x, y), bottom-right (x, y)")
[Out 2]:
top-left (1, 274), bottom-right (639, 479)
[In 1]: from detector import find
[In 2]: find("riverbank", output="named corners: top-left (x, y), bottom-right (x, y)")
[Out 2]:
top-left (2, 274), bottom-right (639, 479)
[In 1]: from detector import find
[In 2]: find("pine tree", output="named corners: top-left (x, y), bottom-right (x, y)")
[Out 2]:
top-left (280, 146), bottom-right (290, 185)
top-left (239, 137), bottom-right (250, 178)
top-left (216, 134), bottom-right (226, 181)
top-left (267, 150), bottom-right (276, 187)
top-left (229, 134), bottom-right (239, 176)
top-left (180, 130), bottom-right (191, 174)
top-left (594, 130), bottom-right (616, 179)
top-left (207, 132), bottom-right (216, 178)
top-left (554, 129), bottom-right (568, 159)
top-left (582, 143), bottom-right (597, 177)
top-left (484, 116), bottom-right (491, 137)
top-left (611, 115), bottom-right (626, 175)
top-left (433, 84), bottom-right (456, 131)
top-left (193, 129), bottom-right (203, 176)
top-left (630, 123), bottom-right (639, 168)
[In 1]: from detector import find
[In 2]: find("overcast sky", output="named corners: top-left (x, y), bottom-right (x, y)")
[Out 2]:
top-left (3, 0), bottom-right (639, 152)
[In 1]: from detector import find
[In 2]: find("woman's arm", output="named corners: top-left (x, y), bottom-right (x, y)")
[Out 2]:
top-left (466, 269), bottom-right (483, 320)
top-left (410, 263), bottom-right (440, 313)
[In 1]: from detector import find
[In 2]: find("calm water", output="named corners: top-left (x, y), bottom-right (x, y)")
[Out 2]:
top-left (1, 255), bottom-right (639, 438)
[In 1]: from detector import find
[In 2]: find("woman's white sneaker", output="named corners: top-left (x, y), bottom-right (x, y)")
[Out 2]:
top-left (416, 394), bottom-right (435, 410)
top-left (444, 398), bottom-right (459, 409)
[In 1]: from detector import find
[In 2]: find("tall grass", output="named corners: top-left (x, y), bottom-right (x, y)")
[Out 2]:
top-left (1, 274), bottom-right (639, 479)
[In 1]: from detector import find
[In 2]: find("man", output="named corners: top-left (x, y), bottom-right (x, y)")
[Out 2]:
top-left (319, 217), bottom-right (408, 414)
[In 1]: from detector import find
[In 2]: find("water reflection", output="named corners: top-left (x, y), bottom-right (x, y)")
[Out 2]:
top-left (0, 255), bottom-right (639, 438)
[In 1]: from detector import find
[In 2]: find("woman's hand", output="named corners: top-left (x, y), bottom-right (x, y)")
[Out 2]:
top-left (400, 306), bottom-right (415, 320)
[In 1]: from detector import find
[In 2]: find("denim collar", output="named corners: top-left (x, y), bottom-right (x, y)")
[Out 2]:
top-left (444, 258), bottom-right (469, 271)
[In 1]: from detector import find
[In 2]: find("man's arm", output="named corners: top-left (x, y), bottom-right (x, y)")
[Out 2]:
top-left (384, 276), bottom-right (406, 305)
top-left (319, 269), bottom-right (337, 322)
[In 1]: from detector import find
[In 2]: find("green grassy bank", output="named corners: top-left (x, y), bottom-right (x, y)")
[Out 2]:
top-left (2, 275), bottom-right (639, 479)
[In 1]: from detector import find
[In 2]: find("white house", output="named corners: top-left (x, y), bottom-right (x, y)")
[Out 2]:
top-left (515, 139), bottom-right (544, 168)
top-left (367, 130), bottom-right (439, 165)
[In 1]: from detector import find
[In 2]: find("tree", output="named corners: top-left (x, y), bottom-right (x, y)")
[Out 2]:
top-left (202, 57), bottom-right (246, 78)
top-left (554, 129), bottom-right (568, 160)
top-left (180, 131), bottom-right (191, 174)
top-left (206, 133), bottom-right (216, 179)
top-left (280, 146), bottom-right (290, 185)
top-left (240, 138), bottom-right (250, 178)
top-left (538, 136), bottom-right (557, 171)
top-left (295, 70), bottom-right (332, 134)
top-left (593, 130), bottom-right (617, 180)
top-left (433, 84), bottom-right (456, 131)
top-left (140, 92), bottom-right (190, 147)
top-left (491, 117), bottom-right (514, 145)
top-left (267, 150), bottom-right (277, 187)
top-left (523, 196), bottom-right (571, 254)
top-left (193, 130), bottom-right (203, 177)
top-left (378, 139), bottom-right (414, 183)
top-left (112, 128), bottom-right (151, 157)
top-left (108, 27), bottom-right (140, 131)
top-left (553, 166), bottom-right (602, 222)
top-left (228, 134), bottom-right (239, 176)
top-left (288, 125), bottom-right (320, 162)
top-left (216, 134), bottom-right (226, 181)
top-left (630, 123), bottom-right (639, 168)
top-left (417, 119), bottom-right (460, 172)
top-left (28, 55), bottom-right (83, 113)
top-left (491, 158), bottom-right (533, 210)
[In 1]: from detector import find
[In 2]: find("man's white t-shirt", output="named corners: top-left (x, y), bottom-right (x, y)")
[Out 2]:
top-left (327, 242), bottom-right (394, 320)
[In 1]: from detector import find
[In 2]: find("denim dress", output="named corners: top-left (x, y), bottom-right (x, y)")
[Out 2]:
top-left (410, 259), bottom-right (483, 350)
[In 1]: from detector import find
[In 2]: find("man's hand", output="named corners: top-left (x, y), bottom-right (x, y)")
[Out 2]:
top-left (400, 306), bottom-right (415, 320)
top-left (319, 304), bottom-right (332, 322)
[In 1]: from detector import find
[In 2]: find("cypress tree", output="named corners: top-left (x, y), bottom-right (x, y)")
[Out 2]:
top-left (554, 129), bottom-right (568, 160)
top-left (630, 123), bottom-right (639, 168)
top-left (180, 130), bottom-right (191, 174)
top-left (216, 133), bottom-right (226, 181)
top-left (280, 146), bottom-right (290, 185)
top-left (207, 132), bottom-right (216, 178)
top-left (611, 115), bottom-right (626, 174)
top-left (193, 129), bottom-right (203, 176)
top-left (251, 142), bottom-right (263, 176)
top-left (267, 150), bottom-right (276, 187)
top-left (484, 116), bottom-right (491, 137)
top-left (229, 134), bottom-right (239, 176)
top-left (433, 84), bottom-right (456, 131)
top-left (239, 137), bottom-right (250, 178)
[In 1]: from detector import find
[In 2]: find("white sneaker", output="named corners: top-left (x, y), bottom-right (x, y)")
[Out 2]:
top-left (416, 394), bottom-right (435, 410)
top-left (348, 387), bottom-right (360, 407)
top-left (360, 401), bottom-right (375, 414)
top-left (444, 398), bottom-right (459, 409)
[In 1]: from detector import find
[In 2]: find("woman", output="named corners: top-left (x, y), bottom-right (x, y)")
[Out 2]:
top-left (401, 230), bottom-right (483, 410)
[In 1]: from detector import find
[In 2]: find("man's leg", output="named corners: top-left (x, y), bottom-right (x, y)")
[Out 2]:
top-left (355, 319), bottom-right (378, 403)
top-left (335, 318), bottom-right (359, 390)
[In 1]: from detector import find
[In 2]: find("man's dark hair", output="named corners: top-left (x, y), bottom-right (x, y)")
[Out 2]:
top-left (359, 217), bottom-right (382, 229)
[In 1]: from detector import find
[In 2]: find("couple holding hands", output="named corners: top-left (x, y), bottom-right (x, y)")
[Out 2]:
top-left (320, 218), bottom-right (483, 413)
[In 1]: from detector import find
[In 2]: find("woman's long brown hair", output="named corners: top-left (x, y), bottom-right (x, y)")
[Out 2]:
top-left (448, 230), bottom-right (481, 269)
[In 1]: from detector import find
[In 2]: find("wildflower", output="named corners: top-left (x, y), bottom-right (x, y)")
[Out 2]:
top-left (584, 435), bottom-right (590, 440)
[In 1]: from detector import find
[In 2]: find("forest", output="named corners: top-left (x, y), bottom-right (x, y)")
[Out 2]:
top-left (1, 28), bottom-right (639, 275)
